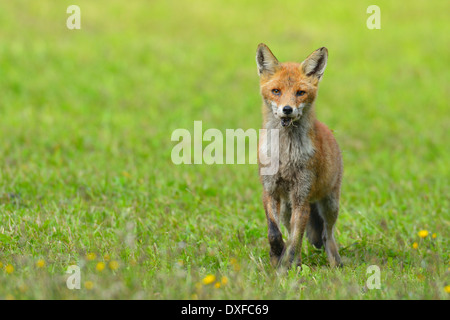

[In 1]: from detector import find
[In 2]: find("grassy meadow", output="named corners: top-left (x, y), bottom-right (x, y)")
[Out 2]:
top-left (0, 0), bottom-right (449, 299)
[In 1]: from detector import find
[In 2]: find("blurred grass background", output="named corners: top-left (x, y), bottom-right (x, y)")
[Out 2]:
top-left (0, 0), bottom-right (448, 299)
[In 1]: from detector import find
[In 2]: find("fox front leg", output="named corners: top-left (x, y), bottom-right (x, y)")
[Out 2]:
top-left (263, 191), bottom-right (285, 266)
top-left (279, 200), bottom-right (310, 269)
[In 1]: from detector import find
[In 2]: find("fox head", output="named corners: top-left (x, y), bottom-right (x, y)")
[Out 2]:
top-left (256, 43), bottom-right (328, 127)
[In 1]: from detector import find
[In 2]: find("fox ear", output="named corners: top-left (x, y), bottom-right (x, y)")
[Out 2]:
top-left (256, 43), bottom-right (280, 76)
top-left (301, 47), bottom-right (328, 81)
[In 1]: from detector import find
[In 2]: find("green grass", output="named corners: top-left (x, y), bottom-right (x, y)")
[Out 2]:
top-left (0, 0), bottom-right (449, 299)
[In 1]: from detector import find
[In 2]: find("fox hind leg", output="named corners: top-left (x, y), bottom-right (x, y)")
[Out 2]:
top-left (280, 197), bottom-right (292, 236)
top-left (306, 202), bottom-right (324, 249)
top-left (317, 194), bottom-right (342, 267)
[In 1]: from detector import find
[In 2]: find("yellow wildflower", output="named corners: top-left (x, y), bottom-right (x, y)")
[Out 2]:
top-left (214, 282), bottom-right (221, 289)
top-left (84, 281), bottom-right (94, 290)
top-left (202, 275), bottom-right (216, 285)
top-left (86, 253), bottom-right (96, 261)
top-left (444, 285), bottom-right (450, 294)
top-left (412, 242), bottom-right (419, 249)
top-left (5, 264), bottom-right (14, 274)
top-left (432, 233), bottom-right (437, 239)
top-left (36, 259), bottom-right (45, 268)
top-left (109, 260), bottom-right (119, 271)
top-left (221, 276), bottom-right (229, 286)
top-left (96, 262), bottom-right (105, 272)
top-left (418, 230), bottom-right (428, 238)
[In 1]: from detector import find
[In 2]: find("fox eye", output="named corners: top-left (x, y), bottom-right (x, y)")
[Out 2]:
top-left (296, 90), bottom-right (306, 97)
top-left (271, 89), bottom-right (281, 95)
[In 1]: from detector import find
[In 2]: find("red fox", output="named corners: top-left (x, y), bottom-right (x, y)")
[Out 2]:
top-left (256, 43), bottom-right (343, 268)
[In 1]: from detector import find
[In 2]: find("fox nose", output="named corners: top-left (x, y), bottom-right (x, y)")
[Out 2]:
top-left (282, 105), bottom-right (293, 115)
